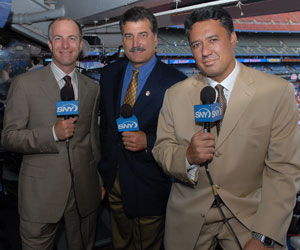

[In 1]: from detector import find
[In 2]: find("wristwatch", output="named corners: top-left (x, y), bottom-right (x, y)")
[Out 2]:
top-left (252, 232), bottom-right (275, 248)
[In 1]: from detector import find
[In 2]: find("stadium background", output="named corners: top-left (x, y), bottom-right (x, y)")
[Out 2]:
top-left (77, 11), bottom-right (300, 126)
top-left (0, 9), bottom-right (300, 250)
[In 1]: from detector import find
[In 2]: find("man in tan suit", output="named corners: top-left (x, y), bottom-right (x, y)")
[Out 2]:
top-left (2, 17), bottom-right (103, 250)
top-left (153, 6), bottom-right (300, 250)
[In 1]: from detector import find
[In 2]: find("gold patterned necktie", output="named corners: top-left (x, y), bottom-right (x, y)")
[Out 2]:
top-left (215, 84), bottom-right (227, 134)
top-left (62, 75), bottom-right (74, 100)
top-left (123, 69), bottom-right (139, 107)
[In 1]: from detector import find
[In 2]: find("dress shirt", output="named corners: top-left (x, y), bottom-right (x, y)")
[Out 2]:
top-left (50, 62), bottom-right (78, 141)
top-left (120, 56), bottom-right (157, 106)
top-left (186, 60), bottom-right (240, 181)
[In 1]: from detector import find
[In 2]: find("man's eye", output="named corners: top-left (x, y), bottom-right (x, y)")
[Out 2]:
top-left (125, 35), bottom-right (132, 39)
top-left (192, 42), bottom-right (200, 49)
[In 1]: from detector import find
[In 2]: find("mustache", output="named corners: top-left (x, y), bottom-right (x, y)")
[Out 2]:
top-left (129, 47), bottom-right (146, 52)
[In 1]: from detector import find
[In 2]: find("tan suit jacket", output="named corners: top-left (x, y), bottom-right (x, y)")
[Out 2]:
top-left (2, 65), bottom-right (102, 223)
top-left (153, 62), bottom-right (300, 249)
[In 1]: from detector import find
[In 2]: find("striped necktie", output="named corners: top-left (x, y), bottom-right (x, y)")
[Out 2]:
top-left (123, 69), bottom-right (139, 107)
top-left (215, 84), bottom-right (227, 135)
top-left (62, 75), bottom-right (74, 100)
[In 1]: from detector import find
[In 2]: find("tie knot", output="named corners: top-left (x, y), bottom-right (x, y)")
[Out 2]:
top-left (133, 69), bottom-right (139, 77)
top-left (63, 75), bottom-right (72, 88)
top-left (215, 84), bottom-right (224, 93)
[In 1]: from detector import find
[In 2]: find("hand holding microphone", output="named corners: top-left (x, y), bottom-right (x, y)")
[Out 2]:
top-left (186, 86), bottom-right (222, 165)
top-left (186, 129), bottom-right (215, 165)
top-left (54, 117), bottom-right (77, 141)
top-left (117, 104), bottom-right (146, 152)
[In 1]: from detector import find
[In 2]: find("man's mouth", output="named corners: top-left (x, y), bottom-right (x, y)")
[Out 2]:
top-left (130, 47), bottom-right (146, 52)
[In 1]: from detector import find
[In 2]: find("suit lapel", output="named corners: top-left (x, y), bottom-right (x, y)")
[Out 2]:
top-left (216, 63), bottom-right (255, 149)
top-left (133, 61), bottom-right (161, 115)
top-left (77, 72), bottom-right (88, 115)
top-left (39, 65), bottom-right (60, 103)
top-left (114, 63), bottom-right (127, 119)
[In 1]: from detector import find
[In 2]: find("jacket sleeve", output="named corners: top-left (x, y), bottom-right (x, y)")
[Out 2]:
top-left (1, 76), bottom-right (58, 154)
top-left (252, 82), bottom-right (300, 245)
top-left (90, 84), bottom-right (103, 186)
top-left (153, 89), bottom-right (196, 184)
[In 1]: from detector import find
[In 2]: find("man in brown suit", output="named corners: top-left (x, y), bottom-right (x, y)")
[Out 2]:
top-left (2, 17), bottom-right (103, 250)
top-left (153, 6), bottom-right (300, 250)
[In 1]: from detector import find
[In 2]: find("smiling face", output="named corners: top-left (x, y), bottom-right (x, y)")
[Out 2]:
top-left (47, 19), bottom-right (82, 74)
top-left (189, 19), bottom-right (237, 82)
top-left (122, 19), bottom-right (158, 68)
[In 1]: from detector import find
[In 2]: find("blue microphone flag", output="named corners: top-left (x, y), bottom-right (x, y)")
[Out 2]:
top-left (116, 115), bottom-right (139, 132)
top-left (194, 103), bottom-right (222, 122)
top-left (56, 100), bottom-right (79, 116)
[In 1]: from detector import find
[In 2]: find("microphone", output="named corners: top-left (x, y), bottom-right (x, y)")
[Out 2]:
top-left (194, 86), bottom-right (222, 132)
top-left (116, 104), bottom-right (139, 132)
top-left (56, 88), bottom-right (79, 119)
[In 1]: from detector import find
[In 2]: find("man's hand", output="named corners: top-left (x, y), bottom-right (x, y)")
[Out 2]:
top-left (186, 129), bottom-right (215, 165)
top-left (54, 117), bottom-right (77, 140)
top-left (122, 131), bottom-right (147, 152)
top-left (244, 238), bottom-right (274, 250)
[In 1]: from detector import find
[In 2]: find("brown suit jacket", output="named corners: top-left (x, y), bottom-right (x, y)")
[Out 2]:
top-left (153, 62), bottom-right (300, 249)
top-left (2, 64), bottom-right (102, 223)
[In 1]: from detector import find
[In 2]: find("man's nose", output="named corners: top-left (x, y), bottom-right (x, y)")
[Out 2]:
top-left (132, 36), bottom-right (140, 48)
top-left (202, 42), bottom-right (212, 56)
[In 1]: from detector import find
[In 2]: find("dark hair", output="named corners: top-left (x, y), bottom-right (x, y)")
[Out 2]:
top-left (119, 6), bottom-right (158, 35)
top-left (48, 17), bottom-right (82, 41)
top-left (184, 5), bottom-right (234, 40)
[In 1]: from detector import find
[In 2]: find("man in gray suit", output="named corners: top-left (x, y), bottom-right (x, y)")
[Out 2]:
top-left (153, 6), bottom-right (300, 250)
top-left (2, 17), bottom-right (103, 250)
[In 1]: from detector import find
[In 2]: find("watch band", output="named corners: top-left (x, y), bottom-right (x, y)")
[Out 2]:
top-left (252, 232), bottom-right (275, 247)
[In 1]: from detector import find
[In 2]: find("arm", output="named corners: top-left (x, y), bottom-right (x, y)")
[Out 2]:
top-left (153, 89), bottom-right (201, 183)
top-left (1, 76), bottom-right (58, 154)
top-left (251, 83), bottom-right (300, 245)
top-left (90, 85), bottom-right (103, 187)
top-left (91, 85), bottom-right (101, 165)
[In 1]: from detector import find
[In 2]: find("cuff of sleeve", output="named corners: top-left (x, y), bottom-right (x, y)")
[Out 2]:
top-left (186, 158), bottom-right (199, 181)
top-left (52, 125), bottom-right (59, 142)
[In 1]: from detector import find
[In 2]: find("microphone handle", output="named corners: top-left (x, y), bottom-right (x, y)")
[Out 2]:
top-left (204, 122), bottom-right (211, 133)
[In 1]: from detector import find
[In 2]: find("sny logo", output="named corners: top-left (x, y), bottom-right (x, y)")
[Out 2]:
top-left (57, 104), bottom-right (78, 113)
top-left (194, 103), bottom-right (222, 122)
top-left (118, 121), bottom-right (138, 130)
top-left (56, 101), bottom-right (79, 116)
top-left (116, 115), bottom-right (139, 132)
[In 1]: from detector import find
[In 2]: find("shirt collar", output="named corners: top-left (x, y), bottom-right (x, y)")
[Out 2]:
top-left (127, 56), bottom-right (157, 81)
top-left (50, 62), bottom-right (76, 82)
top-left (207, 59), bottom-right (239, 92)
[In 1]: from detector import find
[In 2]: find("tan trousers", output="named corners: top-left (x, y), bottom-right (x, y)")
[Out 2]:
top-left (194, 205), bottom-right (287, 250)
top-left (108, 173), bottom-right (164, 250)
top-left (20, 185), bottom-right (97, 250)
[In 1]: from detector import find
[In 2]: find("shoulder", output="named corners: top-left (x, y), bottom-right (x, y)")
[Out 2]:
top-left (12, 65), bottom-right (50, 87)
top-left (240, 63), bottom-right (291, 90)
top-left (101, 58), bottom-right (127, 74)
top-left (167, 73), bottom-right (204, 93)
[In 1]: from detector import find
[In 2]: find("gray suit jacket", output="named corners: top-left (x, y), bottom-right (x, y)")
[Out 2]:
top-left (2, 65), bottom-right (102, 223)
top-left (153, 62), bottom-right (300, 249)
